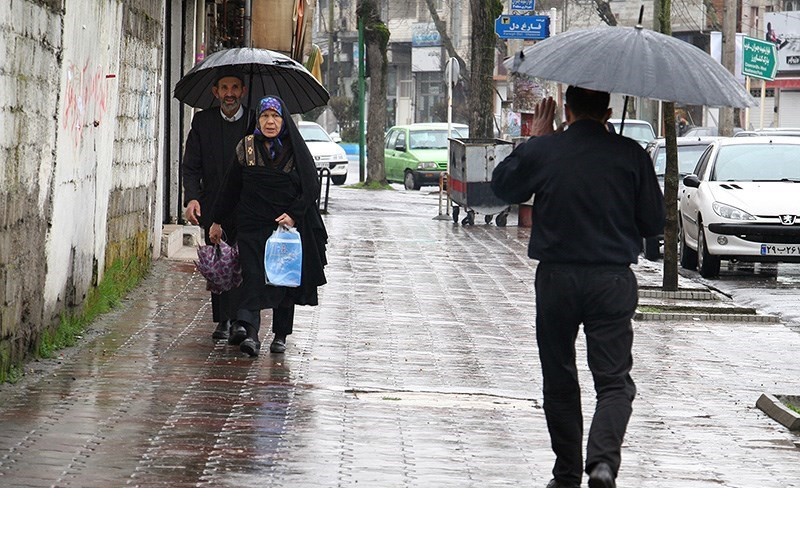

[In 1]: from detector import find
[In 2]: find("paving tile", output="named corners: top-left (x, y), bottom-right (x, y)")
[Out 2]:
top-left (2, 187), bottom-right (800, 487)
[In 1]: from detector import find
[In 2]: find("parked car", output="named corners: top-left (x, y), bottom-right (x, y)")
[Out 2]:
top-left (384, 122), bottom-right (468, 189)
top-left (298, 121), bottom-right (349, 185)
top-left (734, 128), bottom-right (800, 137)
top-left (678, 137), bottom-right (800, 277)
top-left (607, 118), bottom-right (656, 148)
top-left (682, 125), bottom-right (743, 137)
top-left (642, 136), bottom-right (717, 260)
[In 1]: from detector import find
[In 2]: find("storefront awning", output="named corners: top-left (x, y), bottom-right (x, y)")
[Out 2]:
top-left (765, 78), bottom-right (800, 89)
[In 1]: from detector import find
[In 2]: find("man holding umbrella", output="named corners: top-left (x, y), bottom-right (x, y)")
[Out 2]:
top-left (491, 87), bottom-right (665, 488)
top-left (182, 67), bottom-right (255, 341)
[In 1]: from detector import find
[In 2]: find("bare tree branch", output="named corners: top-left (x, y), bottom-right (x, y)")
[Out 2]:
top-left (422, 0), bottom-right (467, 73)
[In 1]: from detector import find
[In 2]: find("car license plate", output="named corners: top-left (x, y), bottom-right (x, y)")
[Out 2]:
top-left (316, 161), bottom-right (330, 169)
top-left (761, 244), bottom-right (800, 255)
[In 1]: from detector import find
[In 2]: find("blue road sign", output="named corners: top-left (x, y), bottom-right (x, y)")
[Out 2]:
top-left (495, 15), bottom-right (549, 41)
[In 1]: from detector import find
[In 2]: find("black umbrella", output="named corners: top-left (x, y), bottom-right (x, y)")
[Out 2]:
top-left (505, 25), bottom-right (755, 109)
top-left (174, 47), bottom-right (329, 114)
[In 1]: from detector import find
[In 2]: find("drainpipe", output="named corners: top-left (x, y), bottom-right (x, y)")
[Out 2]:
top-left (195, 0), bottom-right (205, 63)
top-left (244, 0), bottom-right (252, 47)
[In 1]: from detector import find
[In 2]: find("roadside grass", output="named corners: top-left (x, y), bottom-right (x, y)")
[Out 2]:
top-left (784, 400), bottom-right (800, 415)
top-left (36, 256), bottom-right (149, 361)
top-left (345, 180), bottom-right (394, 190)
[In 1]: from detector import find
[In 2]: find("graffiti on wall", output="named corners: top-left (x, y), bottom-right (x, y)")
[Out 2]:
top-left (63, 60), bottom-right (110, 148)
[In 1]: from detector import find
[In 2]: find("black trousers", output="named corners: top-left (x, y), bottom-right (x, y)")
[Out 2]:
top-left (237, 306), bottom-right (295, 341)
top-left (534, 262), bottom-right (638, 485)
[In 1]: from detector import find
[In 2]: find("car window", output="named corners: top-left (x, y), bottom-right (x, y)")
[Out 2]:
top-left (677, 145), bottom-right (711, 174)
top-left (652, 144), bottom-right (710, 176)
top-left (693, 145), bottom-right (714, 179)
top-left (653, 147), bottom-right (665, 175)
top-left (386, 129), bottom-right (400, 149)
top-left (620, 123), bottom-right (655, 142)
top-left (712, 144), bottom-right (800, 182)
top-left (299, 124), bottom-right (331, 142)
top-left (409, 130), bottom-right (450, 149)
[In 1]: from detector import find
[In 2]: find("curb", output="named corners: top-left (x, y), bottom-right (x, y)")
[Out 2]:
top-left (635, 311), bottom-right (779, 323)
top-left (756, 393), bottom-right (800, 431)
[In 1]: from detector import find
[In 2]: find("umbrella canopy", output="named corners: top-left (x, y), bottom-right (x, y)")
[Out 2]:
top-left (505, 25), bottom-right (755, 109)
top-left (174, 47), bottom-right (329, 114)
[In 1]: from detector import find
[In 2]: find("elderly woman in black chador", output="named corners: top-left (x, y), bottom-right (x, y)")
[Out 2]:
top-left (210, 95), bottom-right (328, 357)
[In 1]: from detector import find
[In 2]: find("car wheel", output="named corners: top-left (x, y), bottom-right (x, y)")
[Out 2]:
top-left (404, 171), bottom-right (420, 190)
top-left (697, 223), bottom-right (721, 278)
top-left (331, 174), bottom-right (346, 186)
top-left (644, 236), bottom-right (660, 260)
top-left (679, 223), bottom-right (698, 270)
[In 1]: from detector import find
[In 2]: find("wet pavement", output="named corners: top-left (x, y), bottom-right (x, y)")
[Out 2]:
top-left (1, 185), bottom-right (800, 488)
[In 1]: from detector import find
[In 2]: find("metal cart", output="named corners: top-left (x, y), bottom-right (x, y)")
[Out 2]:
top-left (448, 138), bottom-right (514, 226)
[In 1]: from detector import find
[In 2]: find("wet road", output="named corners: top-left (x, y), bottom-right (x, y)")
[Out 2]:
top-left (1, 184), bottom-right (800, 487)
top-left (681, 262), bottom-right (800, 331)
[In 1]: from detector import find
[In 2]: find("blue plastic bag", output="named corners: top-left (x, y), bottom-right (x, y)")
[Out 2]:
top-left (264, 225), bottom-right (303, 287)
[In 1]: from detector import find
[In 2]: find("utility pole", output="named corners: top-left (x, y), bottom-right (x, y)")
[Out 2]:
top-left (719, 0), bottom-right (737, 136)
top-left (328, 0), bottom-right (335, 94)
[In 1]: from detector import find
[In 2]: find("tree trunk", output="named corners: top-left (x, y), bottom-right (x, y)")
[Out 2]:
top-left (659, 0), bottom-right (679, 291)
top-left (357, 0), bottom-right (389, 186)
top-left (468, 0), bottom-right (501, 138)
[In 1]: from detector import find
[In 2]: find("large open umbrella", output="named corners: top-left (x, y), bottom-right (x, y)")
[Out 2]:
top-left (504, 23), bottom-right (756, 292)
top-left (174, 47), bottom-right (329, 114)
top-left (505, 24), bottom-right (755, 109)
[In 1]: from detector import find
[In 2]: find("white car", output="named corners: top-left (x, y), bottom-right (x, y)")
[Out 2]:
top-left (298, 121), bottom-right (349, 185)
top-left (678, 137), bottom-right (800, 277)
top-left (607, 118), bottom-right (656, 148)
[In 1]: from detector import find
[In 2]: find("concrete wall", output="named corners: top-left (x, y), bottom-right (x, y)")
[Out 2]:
top-left (0, 0), bottom-right (164, 377)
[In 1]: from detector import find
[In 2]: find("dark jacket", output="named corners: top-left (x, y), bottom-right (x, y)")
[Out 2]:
top-left (491, 119), bottom-right (665, 265)
top-left (181, 107), bottom-right (255, 228)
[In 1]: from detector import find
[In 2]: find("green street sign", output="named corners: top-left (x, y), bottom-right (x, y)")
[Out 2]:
top-left (742, 36), bottom-right (777, 81)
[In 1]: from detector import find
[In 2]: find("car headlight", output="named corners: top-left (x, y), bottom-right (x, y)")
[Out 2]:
top-left (711, 201), bottom-right (756, 220)
top-left (417, 162), bottom-right (438, 170)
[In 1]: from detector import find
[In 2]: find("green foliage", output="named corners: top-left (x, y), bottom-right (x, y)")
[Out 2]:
top-left (329, 80), bottom-right (361, 142)
top-left (36, 256), bottom-right (149, 361)
top-left (490, 0), bottom-right (504, 20)
top-left (0, 349), bottom-right (17, 383)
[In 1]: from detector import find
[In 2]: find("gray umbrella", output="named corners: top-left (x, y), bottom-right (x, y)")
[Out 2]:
top-left (505, 25), bottom-right (755, 109)
top-left (174, 47), bottom-right (329, 114)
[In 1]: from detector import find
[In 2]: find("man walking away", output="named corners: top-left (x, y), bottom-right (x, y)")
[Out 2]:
top-left (491, 87), bottom-right (665, 488)
top-left (182, 68), bottom-right (254, 341)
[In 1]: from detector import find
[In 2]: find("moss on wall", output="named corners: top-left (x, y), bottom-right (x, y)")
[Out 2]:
top-left (34, 252), bottom-right (151, 364)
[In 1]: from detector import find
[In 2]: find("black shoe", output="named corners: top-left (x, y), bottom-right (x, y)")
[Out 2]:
top-left (228, 324), bottom-right (247, 345)
top-left (588, 463), bottom-right (616, 488)
top-left (546, 478), bottom-right (580, 488)
top-left (212, 320), bottom-right (230, 340)
top-left (269, 335), bottom-right (286, 354)
top-left (240, 338), bottom-right (261, 357)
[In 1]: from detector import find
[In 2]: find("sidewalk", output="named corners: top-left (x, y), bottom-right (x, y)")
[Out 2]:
top-left (1, 185), bottom-right (800, 488)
